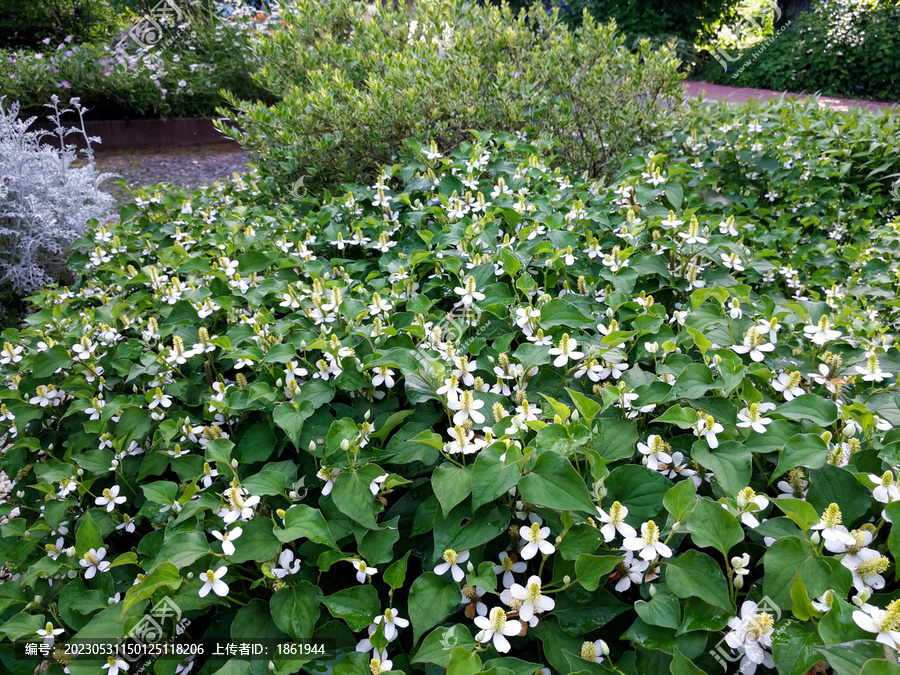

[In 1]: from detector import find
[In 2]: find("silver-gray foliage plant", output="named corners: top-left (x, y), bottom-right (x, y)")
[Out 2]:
top-left (0, 95), bottom-right (114, 298)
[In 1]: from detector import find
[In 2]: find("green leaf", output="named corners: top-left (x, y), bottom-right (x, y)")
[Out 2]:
top-left (887, 501), bottom-right (900, 565)
top-left (773, 394), bottom-right (837, 427)
top-left (685, 497), bottom-right (744, 555)
top-left (669, 647), bottom-right (705, 675)
top-left (773, 433), bottom-right (830, 479)
top-left (665, 182), bottom-right (683, 210)
top-left (604, 464), bottom-right (673, 521)
top-left (665, 550), bottom-right (732, 611)
top-left (635, 591), bottom-right (681, 630)
top-left (690, 440), bottom-right (751, 498)
top-left (574, 554), bottom-right (623, 592)
top-left (242, 470), bottom-right (287, 496)
top-left (447, 647), bottom-right (482, 675)
top-left (270, 582), bottom-right (322, 640)
top-left (588, 417), bottom-right (639, 461)
top-left (321, 585), bottom-right (380, 632)
top-left (770, 497), bottom-right (819, 532)
top-left (771, 620), bottom-right (824, 675)
top-left (539, 299), bottom-right (593, 328)
top-left (815, 642), bottom-right (894, 675)
top-left (653, 405), bottom-right (699, 429)
top-left (32, 344), bottom-right (73, 378)
top-left (818, 597), bottom-right (870, 644)
top-left (566, 388), bottom-right (601, 422)
top-left (75, 511), bottom-right (103, 556)
top-left (471, 444), bottom-right (521, 510)
top-left (274, 401), bottom-right (314, 446)
top-left (123, 562), bottom-right (182, 614)
top-left (517, 452), bottom-right (595, 513)
top-left (275, 504), bottom-right (339, 549)
top-left (331, 469), bottom-right (379, 529)
top-left (408, 572), bottom-right (463, 642)
top-left (790, 570), bottom-right (819, 621)
top-left (663, 479), bottom-right (696, 521)
top-left (0, 611), bottom-right (45, 641)
top-left (807, 463), bottom-right (872, 527)
top-left (412, 626), bottom-right (477, 667)
top-left (384, 551), bottom-right (410, 590)
top-left (433, 463), bottom-right (473, 517)
top-left (763, 536), bottom-right (852, 608)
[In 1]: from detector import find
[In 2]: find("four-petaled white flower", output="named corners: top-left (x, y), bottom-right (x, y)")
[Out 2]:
top-left (473, 607), bottom-right (521, 653)
top-left (102, 656), bottom-right (130, 675)
top-left (724, 601), bottom-right (776, 675)
top-left (199, 566), bottom-right (229, 597)
top-left (317, 468), bottom-right (341, 496)
top-left (272, 549), bottom-right (302, 578)
top-left (80, 547), bottom-right (111, 579)
top-left (95, 485), bottom-right (127, 512)
top-left (622, 520), bottom-right (671, 561)
top-left (595, 501), bottom-right (636, 542)
top-left (803, 315), bottom-right (842, 345)
top-left (736, 402), bottom-right (776, 434)
top-left (352, 559), bottom-right (378, 583)
top-left (435, 548), bottom-right (469, 582)
top-left (211, 527), bottom-right (242, 556)
top-left (519, 523), bottom-right (555, 560)
top-left (548, 333), bottom-right (584, 367)
top-left (732, 326), bottom-right (775, 363)
top-left (508, 575), bottom-right (555, 622)
top-left (852, 599), bottom-right (900, 650)
top-left (374, 608), bottom-right (409, 641)
top-left (493, 551), bottom-right (526, 588)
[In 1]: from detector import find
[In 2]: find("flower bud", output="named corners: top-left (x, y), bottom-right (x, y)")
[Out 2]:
top-left (599, 640), bottom-right (610, 656)
top-left (66, 547), bottom-right (76, 557)
top-left (648, 585), bottom-right (657, 597)
top-left (810, 531), bottom-right (821, 545)
top-left (33, 595), bottom-right (43, 604)
top-left (309, 441), bottom-right (317, 453)
top-left (733, 575), bottom-right (744, 589)
top-left (77, 468), bottom-right (84, 476)
top-left (186, 572), bottom-right (194, 580)
top-left (563, 575), bottom-right (571, 585)
top-left (671, 521), bottom-right (681, 533)
top-left (67, 570), bottom-right (77, 579)
top-left (230, 459), bottom-right (239, 469)
top-left (268, 661), bottom-right (275, 671)
top-left (645, 341), bottom-right (659, 354)
top-left (340, 439), bottom-right (351, 451)
top-left (466, 562), bottom-right (474, 573)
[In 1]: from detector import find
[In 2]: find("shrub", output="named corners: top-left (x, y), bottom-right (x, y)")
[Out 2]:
top-left (2, 99), bottom-right (900, 673)
top-left (218, 0), bottom-right (685, 193)
top-left (0, 95), bottom-right (114, 318)
top-left (0, 0), bottom-right (125, 49)
top-left (696, 0), bottom-right (900, 101)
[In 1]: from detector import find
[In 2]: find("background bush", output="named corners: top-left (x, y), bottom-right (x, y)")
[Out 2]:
top-left (218, 0), bottom-right (686, 193)
top-left (696, 0), bottom-right (900, 101)
top-left (0, 0), bottom-right (126, 49)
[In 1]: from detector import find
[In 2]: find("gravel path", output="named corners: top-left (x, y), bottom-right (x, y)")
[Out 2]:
top-left (80, 142), bottom-right (253, 203)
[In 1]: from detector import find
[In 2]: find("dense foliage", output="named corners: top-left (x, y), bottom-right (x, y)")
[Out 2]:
top-left (1, 0), bottom-right (279, 120)
top-left (218, 0), bottom-right (685, 193)
top-left (2, 90), bottom-right (900, 675)
top-left (0, 0), bottom-right (124, 50)
top-left (697, 0), bottom-right (900, 102)
top-left (0, 96), bottom-right (114, 321)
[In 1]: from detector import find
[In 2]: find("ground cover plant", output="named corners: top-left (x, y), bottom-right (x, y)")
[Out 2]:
top-left (218, 0), bottom-right (685, 193)
top-left (1, 95), bottom-right (900, 675)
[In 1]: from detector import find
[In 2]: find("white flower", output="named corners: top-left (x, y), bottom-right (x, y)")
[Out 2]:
top-left (810, 504), bottom-right (854, 549)
top-left (614, 551), bottom-right (649, 592)
top-left (735, 488), bottom-right (769, 528)
top-left (374, 608), bottom-right (409, 641)
top-left (692, 414), bottom-right (724, 449)
top-left (811, 590), bottom-right (835, 613)
top-left (352, 559), bottom-right (378, 583)
top-left (493, 551), bottom-right (526, 588)
top-left (519, 523), bottom-right (555, 560)
top-left (852, 599), bottom-right (900, 650)
top-left (856, 354), bottom-right (892, 382)
top-left (473, 607), bottom-right (522, 653)
top-left (732, 327), bottom-right (775, 362)
top-left (636, 435), bottom-right (671, 471)
top-left (842, 548), bottom-right (889, 592)
top-left (454, 276), bottom-right (485, 307)
top-left (369, 474), bottom-right (388, 496)
top-left (448, 390), bottom-right (485, 425)
top-left (272, 549), bottom-right (302, 578)
top-left (95, 485), bottom-right (127, 512)
top-left (317, 468), bottom-right (341, 496)
top-left (102, 656), bottom-right (130, 675)
top-left (869, 471), bottom-right (900, 504)
top-left (736, 402), bottom-right (776, 434)
top-left (623, 520), bottom-right (671, 561)
top-left (547, 333), bottom-right (584, 368)
top-left (80, 547), bottom-right (111, 579)
top-left (803, 316), bottom-right (842, 345)
top-left (211, 527), bottom-right (242, 556)
top-left (509, 575), bottom-right (555, 622)
top-left (199, 566), bottom-right (229, 597)
top-left (580, 639), bottom-right (608, 664)
top-left (35, 621), bottom-right (64, 644)
top-left (434, 548), bottom-right (469, 582)
top-left (771, 371), bottom-right (804, 400)
top-left (724, 601), bottom-right (776, 674)
top-left (372, 365), bottom-right (395, 388)
top-left (595, 501), bottom-right (636, 542)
